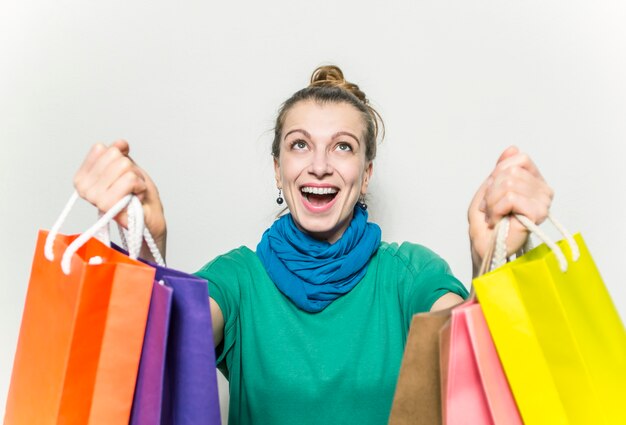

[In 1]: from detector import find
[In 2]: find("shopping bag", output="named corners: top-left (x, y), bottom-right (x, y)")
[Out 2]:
top-left (439, 298), bottom-right (522, 425)
top-left (473, 214), bottom-right (626, 424)
top-left (129, 281), bottom-right (174, 424)
top-left (388, 308), bottom-right (452, 425)
top-left (130, 260), bottom-right (222, 425)
top-left (5, 197), bottom-right (155, 424)
top-left (389, 219), bottom-right (523, 425)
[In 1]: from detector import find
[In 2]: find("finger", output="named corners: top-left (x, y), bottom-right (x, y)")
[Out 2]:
top-left (489, 165), bottom-right (538, 195)
top-left (494, 145), bottom-right (519, 165)
top-left (74, 143), bottom-right (107, 187)
top-left (488, 166), bottom-right (553, 204)
top-left (99, 156), bottom-right (145, 198)
top-left (485, 188), bottom-right (552, 226)
top-left (95, 169), bottom-right (148, 217)
top-left (111, 139), bottom-right (130, 156)
top-left (493, 151), bottom-right (544, 180)
top-left (111, 171), bottom-right (149, 229)
top-left (468, 173), bottom-right (493, 209)
top-left (484, 166), bottom-right (552, 221)
top-left (479, 198), bottom-right (487, 213)
top-left (484, 179), bottom-right (553, 223)
top-left (92, 163), bottom-right (147, 211)
top-left (488, 186), bottom-right (553, 217)
top-left (478, 176), bottom-right (495, 212)
top-left (79, 146), bottom-right (131, 200)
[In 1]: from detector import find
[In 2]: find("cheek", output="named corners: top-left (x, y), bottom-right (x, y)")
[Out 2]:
top-left (279, 158), bottom-right (302, 185)
top-left (343, 161), bottom-right (368, 184)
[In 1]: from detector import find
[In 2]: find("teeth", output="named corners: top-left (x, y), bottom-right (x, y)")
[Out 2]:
top-left (301, 187), bottom-right (338, 195)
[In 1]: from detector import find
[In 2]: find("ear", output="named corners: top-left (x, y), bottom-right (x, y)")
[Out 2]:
top-left (273, 156), bottom-right (282, 189)
top-left (361, 161), bottom-right (373, 195)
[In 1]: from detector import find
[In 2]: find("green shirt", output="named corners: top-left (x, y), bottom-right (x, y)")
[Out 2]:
top-left (195, 241), bottom-right (468, 425)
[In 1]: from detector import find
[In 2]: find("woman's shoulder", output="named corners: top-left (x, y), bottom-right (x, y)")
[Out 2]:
top-left (377, 241), bottom-right (447, 266)
top-left (375, 240), bottom-right (456, 280)
top-left (375, 242), bottom-right (467, 313)
top-left (194, 245), bottom-right (260, 278)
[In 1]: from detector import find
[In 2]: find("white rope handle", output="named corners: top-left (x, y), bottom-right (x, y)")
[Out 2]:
top-left (44, 191), bottom-right (79, 261)
top-left (95, 212), bottom-right (111, 246)
top-left (490, 216), bottom-right (510, 271)
top-left (57, 194), bottom-right (134, 274)
top-left (142, 228), bottom-right (166, 266)
top-left (125, 196), bottom-right (145, 259)
top-left (546, 214), bottom-right (580, 261)
top-left (490, 212), bottom-right (579, 273)
top-left (117, 220), bottom-right (166, 267)
top-left (45, 191), bottom-right (166, 275)
top-left (91, 205), bottom-right (166, 267)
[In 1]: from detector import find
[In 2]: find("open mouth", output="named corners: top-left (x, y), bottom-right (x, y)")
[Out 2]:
top-left (301, 186), bottom-right (339, 208)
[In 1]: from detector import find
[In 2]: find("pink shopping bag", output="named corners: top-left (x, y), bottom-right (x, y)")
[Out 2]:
top-left (439, 298), bottom-right (522, 425)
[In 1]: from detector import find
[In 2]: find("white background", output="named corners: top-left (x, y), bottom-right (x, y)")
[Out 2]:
top-left (1, 0), bottom-right (625, 422)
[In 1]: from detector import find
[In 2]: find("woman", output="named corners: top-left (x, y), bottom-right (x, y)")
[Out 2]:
top-left (74, 66), bottom-right (552, 424)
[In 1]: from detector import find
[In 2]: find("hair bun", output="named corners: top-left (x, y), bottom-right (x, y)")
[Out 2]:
top-left (309, 65), bottom-right (368, 104)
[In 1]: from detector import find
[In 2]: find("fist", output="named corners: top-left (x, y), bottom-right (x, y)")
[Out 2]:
top-left (468, 146), bottom-right (553, 272)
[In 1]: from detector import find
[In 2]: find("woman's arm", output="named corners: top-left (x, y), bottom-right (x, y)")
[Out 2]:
top-left (209, 298), bottom-right (225, 346)
top-left (430, 292), bottom-right (465, 311)
top-left (430, 146), bottom-right (552, 312)
top-left (75, 141), bottom-right (227, 347)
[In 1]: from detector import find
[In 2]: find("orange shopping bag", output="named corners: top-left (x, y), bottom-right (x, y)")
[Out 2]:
top-left (5, 193), bottom-right (155, 424)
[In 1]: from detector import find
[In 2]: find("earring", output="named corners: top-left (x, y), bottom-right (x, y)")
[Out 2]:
top-left (358, 195), bottom-right (367, 210)
top-left (276, 189), bottom-right (284, 205)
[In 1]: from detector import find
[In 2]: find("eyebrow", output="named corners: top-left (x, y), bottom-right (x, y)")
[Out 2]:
top-left (284, 129), bottom-right (311, 140)
top-left (333, 131), bottom-right (360, 144)
top-left (283, 129), bottom-right (361, 144)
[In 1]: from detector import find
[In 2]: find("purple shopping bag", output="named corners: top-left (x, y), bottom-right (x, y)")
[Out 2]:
top-left (130, 282), bottom-right (173, 424)
top-left (129, 259), bottom-right (221, 425)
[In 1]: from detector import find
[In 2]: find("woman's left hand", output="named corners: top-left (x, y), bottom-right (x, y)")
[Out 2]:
top-left (468, 146), bottom-right (554, 276)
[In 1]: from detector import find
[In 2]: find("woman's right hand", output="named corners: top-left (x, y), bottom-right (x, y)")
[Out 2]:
top-left (73, 140), bottom-right (167, 259)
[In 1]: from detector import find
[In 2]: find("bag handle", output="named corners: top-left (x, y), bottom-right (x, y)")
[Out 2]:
top-left (44, 191), bottom-right (165, 274)
top-left (482, 213), bottom-right (580, 275)
top-left (94, 204), bottom-right (165, 270)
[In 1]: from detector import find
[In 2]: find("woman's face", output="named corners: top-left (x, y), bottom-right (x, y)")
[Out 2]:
top-left (274, 100), bottom-right (372, 243)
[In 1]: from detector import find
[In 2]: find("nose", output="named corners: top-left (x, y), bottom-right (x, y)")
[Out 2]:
top-left (308, 149), bottom-right (333, 177)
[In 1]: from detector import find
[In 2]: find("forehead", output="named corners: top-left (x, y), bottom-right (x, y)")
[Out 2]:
top-left (282, 100), bottom-right (366, 139)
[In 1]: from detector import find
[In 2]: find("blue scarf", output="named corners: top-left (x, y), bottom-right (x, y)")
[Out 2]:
top-left (256, 205), bottom-right (381, 313)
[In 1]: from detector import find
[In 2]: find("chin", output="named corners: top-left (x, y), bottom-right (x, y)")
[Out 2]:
top-left (296, 214), bottom-right (350, 243)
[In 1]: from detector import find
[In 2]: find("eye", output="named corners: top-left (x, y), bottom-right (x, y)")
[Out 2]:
top-left (290, 139), bottom-right (308, 151)
top-left (335, 142), bottom-right (353, 152)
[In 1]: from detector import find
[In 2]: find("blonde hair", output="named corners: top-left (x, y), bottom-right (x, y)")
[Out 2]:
top-left (272, 65), bottom-right (384, 161)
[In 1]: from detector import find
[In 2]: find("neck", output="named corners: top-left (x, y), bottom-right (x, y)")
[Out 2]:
top-left (291, 212), bottom-right (355, 244)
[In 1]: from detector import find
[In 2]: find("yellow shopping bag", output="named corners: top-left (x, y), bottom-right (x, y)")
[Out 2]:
top-left (473, 215), bottom-right (626, 425)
